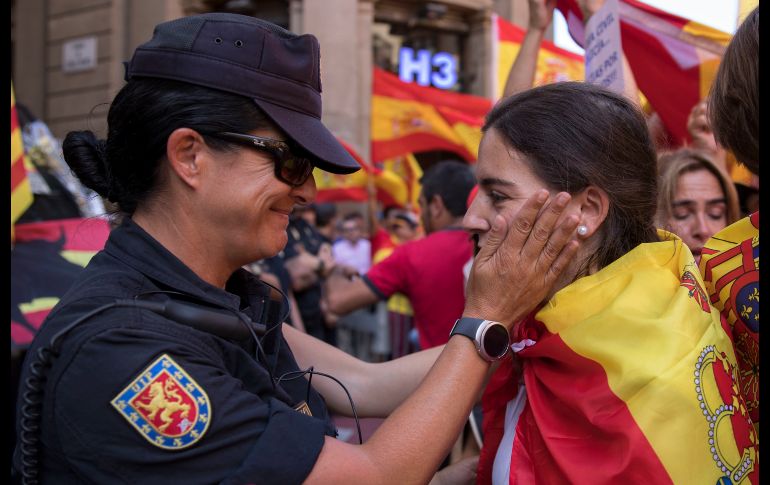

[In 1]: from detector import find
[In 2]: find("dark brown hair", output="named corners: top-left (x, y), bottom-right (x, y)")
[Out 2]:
top-left (485, 82), bottom-right (659, 272)
top-left (709, 7), bottom-right (759, 173)
top-left (62, 78), bottom-right (271, 215)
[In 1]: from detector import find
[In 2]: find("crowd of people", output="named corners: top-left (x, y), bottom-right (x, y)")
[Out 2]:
top-left (11, 3), bottom-right (758, 484)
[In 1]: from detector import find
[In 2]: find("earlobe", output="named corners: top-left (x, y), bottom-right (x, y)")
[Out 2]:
top-left (575, 186), bottom-right (610, 238)
top-left (167, 128), bottom-right (206, 189)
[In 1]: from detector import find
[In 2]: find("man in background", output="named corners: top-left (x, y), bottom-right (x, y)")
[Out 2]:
top-left (325, 161), bottom-right (475, 350)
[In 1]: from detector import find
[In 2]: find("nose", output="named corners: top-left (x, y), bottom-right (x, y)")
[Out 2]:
top-left (690, 212), bottom-right (712, 243)
top-left (291, 172), bottom-right (317, 206)
top-left (462, 196), bottom-right (491, 235)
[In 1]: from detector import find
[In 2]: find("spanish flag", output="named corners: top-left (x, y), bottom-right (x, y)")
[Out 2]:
top-left (371, 67), bottom-right (491, 163)
top-left (11, 217), bottom-right (110, 348)
top-left (380, 153), bottom-right (423, 210)
top-left (478, 231), bottom-right (757, 484)
top-left (556, 0), bottom-right (730, 146)
top-left (313, 138), bottom-right (410, 208)
top-left (491, 13), bottom-right (584, 101)
top-left (11, 84), bottom-right (34, 240)
top-left (699, 212), bottom-right (759, 431)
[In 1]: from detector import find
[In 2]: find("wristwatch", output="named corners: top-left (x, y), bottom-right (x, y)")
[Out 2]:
top-left (450, 317), bottom-right (510, 362)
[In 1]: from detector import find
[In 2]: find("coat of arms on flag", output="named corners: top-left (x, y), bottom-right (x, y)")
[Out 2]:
top-left (112, 354), bottom-right (211, 450)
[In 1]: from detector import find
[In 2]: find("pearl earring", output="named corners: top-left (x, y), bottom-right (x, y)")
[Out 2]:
top-left (577, 225), bottom-right (588, 236)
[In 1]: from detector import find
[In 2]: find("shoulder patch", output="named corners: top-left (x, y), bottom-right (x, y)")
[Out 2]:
top-left (111, 354), bottom-right (211, 450)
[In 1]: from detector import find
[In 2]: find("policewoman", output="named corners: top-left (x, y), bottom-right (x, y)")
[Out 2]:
top-left (13, 13), bottom-right (579, 484)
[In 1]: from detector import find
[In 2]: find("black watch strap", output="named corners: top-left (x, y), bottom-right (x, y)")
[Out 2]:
top-left (450, 317), bottom-right (485, 340)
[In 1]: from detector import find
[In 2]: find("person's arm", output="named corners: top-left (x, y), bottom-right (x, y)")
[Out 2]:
top-left (686, 100), bottom-right (727, 169)
top-left (502, 0), bottom-right (556, 98)
top-left (299, 190), bottom-right (579, 483)
top-left (284, 323), bottom-right (444, 416)
top-left (324, 269), bottom-right (382, 315)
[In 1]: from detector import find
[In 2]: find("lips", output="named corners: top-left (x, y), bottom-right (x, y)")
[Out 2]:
top-left (271, 207), bottom-right (292, 216)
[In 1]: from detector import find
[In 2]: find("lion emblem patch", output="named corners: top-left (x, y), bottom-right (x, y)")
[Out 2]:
top-left (112, 354), bottom-right (211, 450)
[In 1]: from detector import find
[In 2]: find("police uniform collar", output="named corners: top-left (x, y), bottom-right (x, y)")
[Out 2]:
top-left (105, 218), bottom-right (242, 311)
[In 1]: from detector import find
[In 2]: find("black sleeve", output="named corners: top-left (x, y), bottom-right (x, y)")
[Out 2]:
top-left (51, 325), bottom-right (328, 485)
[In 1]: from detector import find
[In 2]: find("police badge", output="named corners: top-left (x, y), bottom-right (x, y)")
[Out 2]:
top-left (111, 354), bottom-right (211, 450)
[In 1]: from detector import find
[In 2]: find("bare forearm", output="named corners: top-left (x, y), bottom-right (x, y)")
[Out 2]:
top-left (364, 337), bottom-right (487, 473)
top-left (284, 323), bottom-right (444, 417)
top-left (351, 345), bottom-right (445, 417)
top-left (503, 28), bottom-right (545, 98)
top-left (305, 337), bottom-right (489, 484)
top-left (325, 273), bottom-right (379, 315)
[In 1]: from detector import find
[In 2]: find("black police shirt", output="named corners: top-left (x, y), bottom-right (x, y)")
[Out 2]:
top-left (282, 217), bottom-right (328, 337)
top-left (13, 218), bottom-right (337, 484)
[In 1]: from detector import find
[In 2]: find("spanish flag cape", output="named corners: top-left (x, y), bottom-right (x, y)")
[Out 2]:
top-left (477, 232), bottom-right (758, 485)
top-left (699, 212), bottom-right (759, 430)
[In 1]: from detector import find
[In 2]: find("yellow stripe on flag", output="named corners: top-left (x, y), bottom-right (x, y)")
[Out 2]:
top-left (19, 297), bottom-right (61, 315)
top-left (371, 95), bottom-right (463, 145)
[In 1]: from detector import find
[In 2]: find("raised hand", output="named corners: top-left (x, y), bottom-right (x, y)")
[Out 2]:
top-left (687, 100), bottom-right (719, 154)
top-left (463, 190), bottom-right (579, 328)
top-left (529, 0), bottom-right (557, 31)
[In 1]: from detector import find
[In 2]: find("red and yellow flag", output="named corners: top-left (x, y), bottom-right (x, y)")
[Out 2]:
top-left (699, 212), bottom-right (760, 430)
top-left (478, 232), bottom-right (757, 484)
top-left (371, 67), bottom-right (491, 163)
top-left (11, 217), bottom-right (111, 348)
top-left (380, 153), bottom-right (423, 209)
top-left (11, 83), bottom-right (34, 240)
top-left (491, 13), bottom-right (584, 101)
top-left (313, 138), bottom-right (410, 208)
top-left (556, 0), bottom-right (730, 146)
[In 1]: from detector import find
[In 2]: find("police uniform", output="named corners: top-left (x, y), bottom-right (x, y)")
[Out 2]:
top-left (14, 218), bottom-right (336, 484)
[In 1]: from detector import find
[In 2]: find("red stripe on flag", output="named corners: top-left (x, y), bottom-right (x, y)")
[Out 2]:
top-left (11, 156), bottom-right (28, 192)
top-left (372, 133), bottom-right (475, 163)
top-left (11, 321), bottom-right (36, 346)
top-left (315, 187), bottom-right (368, 203)
top-left (497, 16), bottom-right (525, 43)
top-left (514, 330), bottom-right (673, 482)
top-left (373, 68), bottom-right (492, 116)
top-left (14, 218), bottom-right (111, 251)
top-left (11, 105), bottom-right (19, 133)
top-left (20, 308), bottom-right (54, 331)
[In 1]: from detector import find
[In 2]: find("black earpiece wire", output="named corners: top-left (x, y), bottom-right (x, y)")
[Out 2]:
top-left (18, 283), bottom-right (342, 484)
top-left (276, 367), bottom-right (363, 445)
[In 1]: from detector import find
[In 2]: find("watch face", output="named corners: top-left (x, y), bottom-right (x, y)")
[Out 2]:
top-left (482, 324), bottom-right (510, 358)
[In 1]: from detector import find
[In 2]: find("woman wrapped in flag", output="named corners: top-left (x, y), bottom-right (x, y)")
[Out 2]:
top-left (465, 82), bottom-right (757, 484)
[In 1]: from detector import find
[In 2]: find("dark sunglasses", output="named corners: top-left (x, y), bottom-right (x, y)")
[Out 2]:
top-left (207, 131), bottom-right (315, 187)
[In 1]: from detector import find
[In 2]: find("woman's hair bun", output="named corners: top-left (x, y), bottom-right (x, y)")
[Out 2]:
top-left (62, 130), bottom-right (111, 199)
